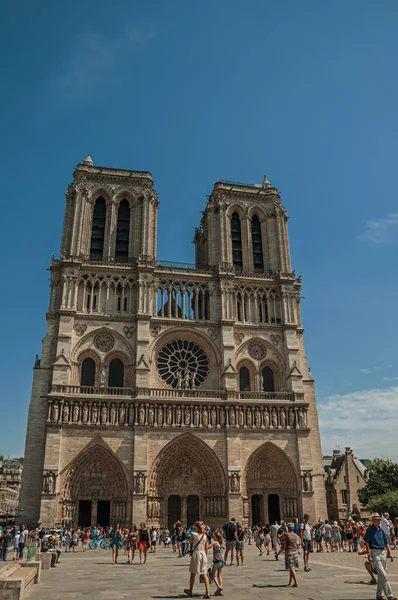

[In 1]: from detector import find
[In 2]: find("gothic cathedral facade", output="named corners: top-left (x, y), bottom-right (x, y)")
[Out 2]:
top-left (20, 155), bottom-right (327, 529)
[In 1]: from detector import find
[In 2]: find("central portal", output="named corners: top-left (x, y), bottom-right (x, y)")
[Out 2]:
top-left (186, 495), bottom-right (199, 525)
top-left (168, 495), bottom-right (181, 529)
top-left (97, 500), bottom-right (110, 527)
top-left (78, 500), bottom-right (92, 527)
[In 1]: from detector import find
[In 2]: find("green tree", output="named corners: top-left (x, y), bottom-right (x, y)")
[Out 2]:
top-left (358, 458), bottom-right (398, 504)
top-left (369, 490), bottom-right (398, 518)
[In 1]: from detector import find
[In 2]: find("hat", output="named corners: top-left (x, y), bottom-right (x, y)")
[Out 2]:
top-left (370, 513), bottom-right (381, 520)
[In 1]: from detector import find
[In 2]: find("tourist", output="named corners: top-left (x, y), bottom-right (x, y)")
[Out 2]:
top-left (263, 522), bottom-right (271, 555)
top-left (174, 521), bottom-right (184, 557)
top-left (345, 522), bottom-right (354, 552)
top-left (71, 529), bottom-right (79, 553)
top-left (299, 514), bottom-right (312, 571)
top-left (332, 521), bottom-right (342, 552)
top-left (322, 520), bottom-right (332, 552)
top-left (363, 512), bottom-right (396, 600)
top-left (110, 524), bottom-right (123, 565)
top-left (13, 530), bottom-right (20, 561)
top-left (64, 528), bottom-right (71, 552)
top-left (127, 525), bottom-right (138, 564)
top-left (364, 555), bottom-right (378, 586)
top-left (338, 519), bottom-right (346, 550)
top-left (222, 517), bottom-right (238, 566)
top-left (255, 522), bottom-right (264, 556)
top-left (18, 524), bottom-right (28, 561)
top-left (275, 520), bottom-right (287, 560)
top-left (209, 529), bottom-right (225, 596)
top-left (236, 521), bottom-right (245, 566)
top-left (184, 520), bottom-right (210, 599)
top-left (138, 522), bottom-right (150, 565)
top-left (313, 524), bottom-right (323, 552)
top-left (271, 520), bottom-right (279, 553)
top-left (82, 529), bottom-right (89, 551)
top-left (280, 522), bottom-right (300, 587)
top-left (381, 512), bottom-right (393, 545)
top-left (247, 526), bottom-right (252, 545)
top-left (151, 527), bottom-right (158, 553)
top-left (1, 528), bottom-right (12, 561)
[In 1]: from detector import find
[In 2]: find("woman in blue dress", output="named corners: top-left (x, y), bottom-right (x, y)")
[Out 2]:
top-left (111, 524), bottom-right (123, 564)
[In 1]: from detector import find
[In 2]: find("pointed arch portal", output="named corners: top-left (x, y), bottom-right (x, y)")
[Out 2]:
top-left (243, 442), bottom-right (300, 525)
top-left (60, 440), bottom-right (130, 528)
top-left (147, 434), bottom-right (227, 528)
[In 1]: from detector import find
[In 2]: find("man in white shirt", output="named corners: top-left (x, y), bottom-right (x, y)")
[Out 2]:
top-left (300, 514), bottom-right (312, 572)
top-left (381, 513), bottom-right (393, 544)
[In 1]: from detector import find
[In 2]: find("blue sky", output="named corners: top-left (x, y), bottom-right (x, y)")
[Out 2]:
top-left (1, 1), bottom-right (398, 459)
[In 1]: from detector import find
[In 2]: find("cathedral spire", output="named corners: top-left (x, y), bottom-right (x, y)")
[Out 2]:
top-left (262, 175), bottom-right (272, 188)
top-left (82, 153), bottom-right (94, 166)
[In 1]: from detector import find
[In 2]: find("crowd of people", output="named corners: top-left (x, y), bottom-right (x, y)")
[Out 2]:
top-left (1, 511), bottom-right (397, 599)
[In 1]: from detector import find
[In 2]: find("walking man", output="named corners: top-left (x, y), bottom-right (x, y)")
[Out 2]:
top-left (363, 513), bottom-right (397, 600)
top-left (223, 517), bottom-right (238, 566)
top-left (300, 514), bottom-right (312, 572)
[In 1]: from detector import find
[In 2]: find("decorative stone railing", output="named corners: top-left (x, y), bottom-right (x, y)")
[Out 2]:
top-left (49, 385), bottom-right (303, 403)
top-left (47, 398), bottom-right (309, 430)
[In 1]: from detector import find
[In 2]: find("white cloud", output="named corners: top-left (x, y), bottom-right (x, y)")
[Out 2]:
top-left (360, 369), bottom-right (371, 373)
top-left (358, 213), bottom-right (398, 244)
top-left (318, 386), bottom-right (398, 460)
top-left (381, 377), bottom-right (398, 382)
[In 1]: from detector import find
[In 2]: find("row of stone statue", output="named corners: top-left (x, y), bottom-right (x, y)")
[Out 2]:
top-left (283, 497), bottom-right (298, 517)
top-left (48, 399), bottom-right (309, 429)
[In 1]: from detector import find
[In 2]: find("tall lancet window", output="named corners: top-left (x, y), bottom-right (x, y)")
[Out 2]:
top-left (90, 197), bottom-right (107, 259)
top-left (231, 212), bottom-right (243, 268)
top-left (251, 214), bottom-right (264, 270)
top-left (115, 199), bottom-right (130, 261)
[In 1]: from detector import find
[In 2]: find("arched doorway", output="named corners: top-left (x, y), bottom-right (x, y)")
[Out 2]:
top-left (147, 434), bottom-right (227, 529)
top-left (59, 440), bottom-right (130, 528)
top-left (243, 442), bottom-right (299, 526)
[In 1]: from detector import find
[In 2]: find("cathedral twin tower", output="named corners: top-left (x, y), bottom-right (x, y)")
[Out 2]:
top-left (20, 155), bottom-right (326, 529)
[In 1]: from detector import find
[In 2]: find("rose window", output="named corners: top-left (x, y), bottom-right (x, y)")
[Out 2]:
top-left (156, 340), bottom-right (209, 389)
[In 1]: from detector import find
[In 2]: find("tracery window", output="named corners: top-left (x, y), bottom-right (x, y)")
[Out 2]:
top-left (90, 197), bottom-right (107, 260)
top-left (115, 199), bottom-right (130, 262)
top-left (81, 357), bottom-right (95, 386)
top-left (262, 366), bottom-right (275, 392)
top-left (231, 212), bottom-right (243, 268)
top-left (108, 358), bottom-right (124, 387)
top-left (239, 366), bottom-right (250, 392)
top-left (156, 340), bottom-right (209, 389)
top-left (251, 214), bottom-right (264, 270)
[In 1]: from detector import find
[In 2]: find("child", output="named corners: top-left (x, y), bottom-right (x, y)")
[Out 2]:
top-left (208, 530), bottom-right (225, 596)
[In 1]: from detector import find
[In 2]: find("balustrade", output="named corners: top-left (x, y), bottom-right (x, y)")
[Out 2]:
top-left (50, 384), bottom-right (301, 402)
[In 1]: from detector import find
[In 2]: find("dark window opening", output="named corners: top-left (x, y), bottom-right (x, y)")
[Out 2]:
top-left (239, 366), bottom-right (250, 392)
top-left (251, 214), bottom-right (264, 270)
top-left (124, 297), bottom-right (128, 311)
top-left (117, 296), bottom-right (121, 311)
top-left (262, 367), bottom-right (275, 392)
top-left (93, 295), bottom-right (97, 310)
top-left (108, 358), bottom-right (124, 387)
top-left (231, 212), bottom-right (243, 268)
top-left (115, 199), bottom-right (130, 261)
top-left (81, 357), bottom-right (95, 386)
top-left (86, 294), bottom-right (91, 310)
top-left (90, 197), bottom-right (106, 260)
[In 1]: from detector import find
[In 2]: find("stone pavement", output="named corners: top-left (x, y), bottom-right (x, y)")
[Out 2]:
top-left (28, 545), bottom-right (398, 600)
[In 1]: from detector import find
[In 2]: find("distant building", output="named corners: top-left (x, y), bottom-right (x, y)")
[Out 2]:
top-left (0, 457), bottom-right (23, 490)
top-left (0, 481), bottom-right (19, 515)
top-left (323, 447), bottom-right (369, 522)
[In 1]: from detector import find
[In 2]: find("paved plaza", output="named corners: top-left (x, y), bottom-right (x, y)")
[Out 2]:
top-left (28, 545), bottom-right (398, 600)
